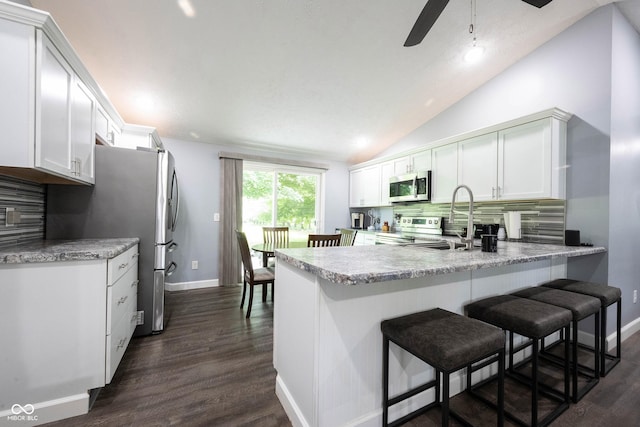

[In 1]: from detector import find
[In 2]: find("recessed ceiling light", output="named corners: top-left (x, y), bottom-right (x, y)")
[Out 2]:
top-left (177, 0), bottom-right (196, 18)
top-left (133, 93), bottom-right (155, 113)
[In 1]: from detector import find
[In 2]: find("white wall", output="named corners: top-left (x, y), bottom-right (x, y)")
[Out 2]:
top-left (162, 137), bottom-right (350, 284)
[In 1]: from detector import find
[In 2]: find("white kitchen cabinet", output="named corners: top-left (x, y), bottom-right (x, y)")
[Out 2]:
top-left (498, 118), bottom-right (561, 200)
top-left (431, 143), bottom-right (458, 203)
top-left (0, 19), bottom-right (95, 184)
top-left (105, 245), bottom-right (139, 383)
top-left (118, 123), bottom-right (164, 150)
top-left (349, 164), bottom-right (381, 207)
top-left (0, 244), bottom-right (138, 424)
top-left (391, 150), bottom-right (432, 175)
top-left (379, 161), bottom-right (395, 206)
top-left (353, 231), bottom-right (377, 246)
top-left (457, 133), bottom-right (498, 201)
top-left (96, 103), bottom-right (123, 147)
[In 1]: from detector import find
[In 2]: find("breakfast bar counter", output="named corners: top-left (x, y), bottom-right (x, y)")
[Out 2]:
top-left (273, 241), bottom-right (605, 427)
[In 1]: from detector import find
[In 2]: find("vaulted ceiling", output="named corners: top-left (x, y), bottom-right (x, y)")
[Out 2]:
top-left (29, 0), bottom-right (639, 163)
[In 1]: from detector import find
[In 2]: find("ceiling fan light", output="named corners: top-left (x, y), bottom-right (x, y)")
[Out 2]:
top-left (464, 45), bottom-right (484, 63)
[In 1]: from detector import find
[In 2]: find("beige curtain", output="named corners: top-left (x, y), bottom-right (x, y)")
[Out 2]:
top-left (219, 157), bottom-right (243, 286)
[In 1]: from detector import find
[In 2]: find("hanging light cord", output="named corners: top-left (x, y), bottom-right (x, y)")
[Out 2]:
top-left (469, 0), bottom-right (477, 46)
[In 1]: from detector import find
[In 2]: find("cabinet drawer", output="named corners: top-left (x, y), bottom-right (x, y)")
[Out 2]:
top-left (105, 309), bottom-right (136, 383)
top-left (106, 261), bottom-right (138, 335)
top-left (108, 245), bottom-right (138, 285)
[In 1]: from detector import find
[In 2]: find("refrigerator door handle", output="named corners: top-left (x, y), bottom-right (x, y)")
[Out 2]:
top-left (170, 170), bottom-right (179, 232)
top-left (165, 261), bottom-right (177, 277)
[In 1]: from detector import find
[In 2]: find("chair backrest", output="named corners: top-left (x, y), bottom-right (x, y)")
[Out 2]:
top-left (339, 228), bottom-right (357, 246)
top-left (307, 233), bottom-right (342, 247)
top-left (263, 227), bottom-right (289, 246)
top-left (235, 230), bottom-right (254, 280)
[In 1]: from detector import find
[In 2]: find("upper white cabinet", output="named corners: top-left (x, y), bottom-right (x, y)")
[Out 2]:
top-left (349, 109), bottom-right (570, 207)
top-left (118, 124), bottom-right (165, 150)
top-left (431, 143), bottom-right (458, 203)
top-left (0, 15), bottom-right (95, 184)
top-left (498, 117), bottom-right (563, 200)
top-left (349, 164), bottom-right (381, 207)
top-left (392, 150), bottom-right (432, 175)
top-left (95, 103), bottom-right (122, 146)
top-left (457, 133), bottom-right (498, 202)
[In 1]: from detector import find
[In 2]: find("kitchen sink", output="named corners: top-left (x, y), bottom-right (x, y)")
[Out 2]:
top-left (403, 240), bottom-right (468, 250)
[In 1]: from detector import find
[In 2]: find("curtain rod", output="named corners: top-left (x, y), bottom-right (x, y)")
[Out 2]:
top-left (218, 151), bottom-right (329, 170)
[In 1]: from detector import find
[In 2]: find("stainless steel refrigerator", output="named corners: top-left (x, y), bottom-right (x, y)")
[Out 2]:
top-left (46, 145), bottom-right (179, 335)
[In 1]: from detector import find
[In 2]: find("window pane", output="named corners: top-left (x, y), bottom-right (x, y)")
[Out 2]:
top-left (277, 172), bottom-right (318, 242)
top-left (242, 170), bottom-right (274, 245)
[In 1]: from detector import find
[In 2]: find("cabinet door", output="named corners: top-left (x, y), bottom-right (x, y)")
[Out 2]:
top-left (431, 143), bottom-right (458, 203)
top-left (36, 35), bottom-right (73, 176)
top-left (0, 19), bottom-right (33, 167)
top-left (70, 78), bottom-right (95, 183)
top-left (349, 165), bottom-right (381, 207)
top-left (393, 156), bottom-right (411, 175)
top-left (95, 104), bottom-right (110, 144)
top-left (498, 118), bottom-right (551, 200)
top-left (379, 161), bottom-right (394, 206)
top-left (458, 133), bottom-right (498, 201)
top-left (411, 149), bottom-right (432, 172)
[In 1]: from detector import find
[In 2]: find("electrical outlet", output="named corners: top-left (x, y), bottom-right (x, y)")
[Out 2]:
top-left (192, 260), bottom-right (199, 270)
top-left (214, 213), bottom-right (220, 222)
top-left (634, 290), bottom-right (638, 304)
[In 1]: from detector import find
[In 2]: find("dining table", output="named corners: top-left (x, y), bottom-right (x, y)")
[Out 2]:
top-left (251, 241), bottom-right (308, 267)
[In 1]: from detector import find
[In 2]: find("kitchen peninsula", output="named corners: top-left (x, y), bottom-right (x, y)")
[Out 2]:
top-left (273, 241), bottom-right (605, 427)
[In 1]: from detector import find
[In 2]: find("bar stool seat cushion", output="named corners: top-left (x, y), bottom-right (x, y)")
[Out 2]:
top-left (466, 295), bottom-right (572, 338)
top-left (541, 279), bottom-right (621, 305)
top-left (381, 308), bottom-right (504, 372)
top-left (512, 287), bottom-right (600, 321)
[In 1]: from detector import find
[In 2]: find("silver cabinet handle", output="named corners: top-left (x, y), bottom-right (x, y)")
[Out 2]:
top-left (131, 279), bottom-right (139, 288)
top-left (492, 187), bottom-right (496, 199)
top-left (118, 262), bottom-right (128, 270)
top-left (117, 295), bottom-right (128, 305)
top-left (116, 337), bottom-right (126, 349)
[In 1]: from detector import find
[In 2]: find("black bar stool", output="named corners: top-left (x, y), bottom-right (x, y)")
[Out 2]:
top-left (381, 308), bottom-right (505, 427)
top-left (466, 295), bottom-right (572, 427)
top-left (511, 287), bottom-right (600, 402)
top-left (541, 278), bottom-right (621, 376)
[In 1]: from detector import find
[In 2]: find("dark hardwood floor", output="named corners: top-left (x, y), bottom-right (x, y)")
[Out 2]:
top-left (44, 286), bottom-right (640, 427)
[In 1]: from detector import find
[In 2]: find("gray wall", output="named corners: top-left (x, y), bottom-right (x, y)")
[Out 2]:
top-left (162, 137), bottom-right (350, 284)
top-left (376, 5), bottom-right (640, 329)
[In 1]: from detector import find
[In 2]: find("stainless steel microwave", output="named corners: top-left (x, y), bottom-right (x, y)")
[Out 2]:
top-left (389, 170), bottom-right (431, 203)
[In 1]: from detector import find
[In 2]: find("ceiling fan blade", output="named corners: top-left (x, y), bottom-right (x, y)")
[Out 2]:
top-left (521, 0), bottom-right (553, 7)
top-left (404, 0), bottom-right (450, 47)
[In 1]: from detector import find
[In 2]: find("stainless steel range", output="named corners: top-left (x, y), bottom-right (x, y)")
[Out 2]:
top-left (375, 216), bottom-right (444, 245)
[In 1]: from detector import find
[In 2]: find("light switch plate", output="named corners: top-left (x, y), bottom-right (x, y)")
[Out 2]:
top-left (5, 207), bottom-right (20, 227)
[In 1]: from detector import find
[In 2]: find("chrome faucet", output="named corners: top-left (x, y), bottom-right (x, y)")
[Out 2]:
top-left (449, 185), bottom-right (474, 250)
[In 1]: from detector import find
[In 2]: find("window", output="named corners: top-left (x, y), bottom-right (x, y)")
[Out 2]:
top-left (242, 162), bottom-right (323, 245)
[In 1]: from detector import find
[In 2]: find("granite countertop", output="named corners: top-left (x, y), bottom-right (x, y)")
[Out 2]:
top-left (275, 240), bottom-right (606, 286)
top-left (0, 238), bottom-right (140, 264)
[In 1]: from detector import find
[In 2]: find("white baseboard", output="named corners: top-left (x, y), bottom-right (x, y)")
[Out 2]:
top-left (165, 279), bottom-right (219, 292)
top-left (275, 375), bottom-right (309, 427)
top-left (0, 393), bottom-right (88, 426)
top-left (576, 316), bottom-right (640, 351)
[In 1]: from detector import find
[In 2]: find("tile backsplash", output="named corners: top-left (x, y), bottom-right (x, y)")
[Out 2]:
top-left (0, 175), bottom-right (46, 248)
top-left (393, 199), bottom-right (566, 244)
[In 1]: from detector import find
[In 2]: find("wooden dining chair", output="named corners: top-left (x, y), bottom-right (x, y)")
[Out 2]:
top-left (307, 233), bottom-right (342, 247)
top-left (339, 228), bottom-right (357, 246)
top-left (262, 226), bottom-right (289, 266)
top-left (235, 230), bottom-right (275, 318)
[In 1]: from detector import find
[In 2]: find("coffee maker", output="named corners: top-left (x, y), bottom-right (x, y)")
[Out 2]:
top-left (351, 212), bottom-right (364, 229)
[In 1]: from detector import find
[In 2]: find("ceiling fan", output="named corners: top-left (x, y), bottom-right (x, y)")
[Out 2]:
top-left (404, 0), bottom-right (554, 47)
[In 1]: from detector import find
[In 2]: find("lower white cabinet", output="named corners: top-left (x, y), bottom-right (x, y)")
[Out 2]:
top-left (106, 245), bottom-right (139, 383)
top-left (0, 244), bottom-right (138, 424)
